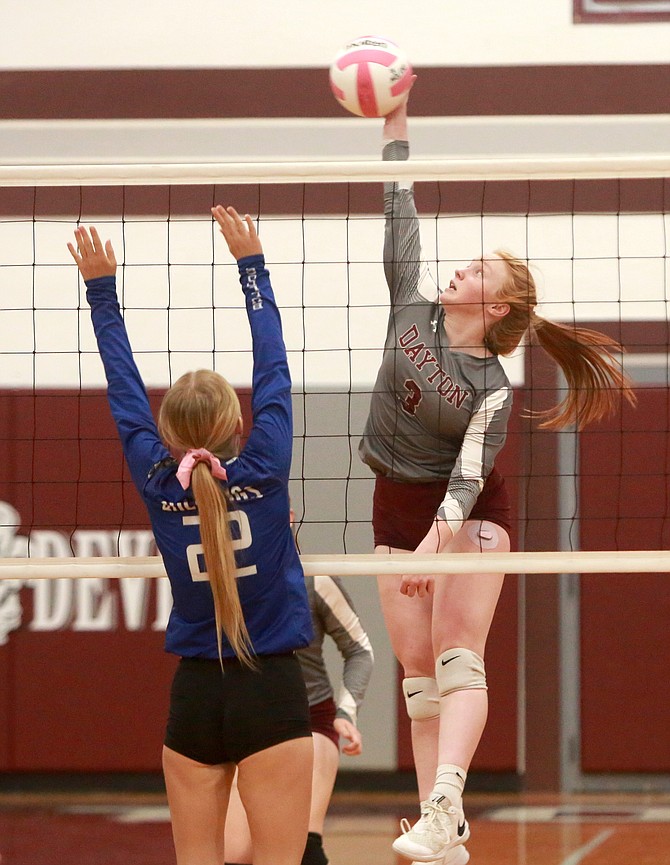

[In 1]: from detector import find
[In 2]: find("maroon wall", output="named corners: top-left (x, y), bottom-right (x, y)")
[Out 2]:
top-left (580, 385), bottom-right (670, 772)
top-left (0, 387), bottom-right (250, 772)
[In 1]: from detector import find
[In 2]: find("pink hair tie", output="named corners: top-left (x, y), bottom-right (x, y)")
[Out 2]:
top-left (176, 448), bottom-right (228, 490)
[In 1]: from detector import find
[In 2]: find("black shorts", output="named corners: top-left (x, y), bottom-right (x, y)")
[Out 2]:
top-left (373, 465), bottom-right (512, 550)
top-left (164, 652), bottom-right (311, 765)
top-left (309, 697), bottom-right (338, 749)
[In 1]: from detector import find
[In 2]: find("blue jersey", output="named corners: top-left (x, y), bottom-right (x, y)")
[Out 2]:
top-left (86, 255), bottom-right (313, 659)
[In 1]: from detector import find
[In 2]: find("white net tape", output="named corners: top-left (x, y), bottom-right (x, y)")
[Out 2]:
top-left (2, 549), bottom-right (670, 580)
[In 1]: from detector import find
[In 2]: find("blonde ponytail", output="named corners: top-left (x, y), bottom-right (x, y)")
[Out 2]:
top-left (158, 369), bottom-right (256, 667)
top-left (191, 463), bottom-right (255, 667)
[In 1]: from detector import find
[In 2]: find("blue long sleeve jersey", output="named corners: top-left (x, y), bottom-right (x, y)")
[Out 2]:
top-left (86, 255), bottom-right (313, 659)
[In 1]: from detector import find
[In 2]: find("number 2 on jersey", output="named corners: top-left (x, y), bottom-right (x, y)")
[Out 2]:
top-left (183, 511), bottom-right (257, 582)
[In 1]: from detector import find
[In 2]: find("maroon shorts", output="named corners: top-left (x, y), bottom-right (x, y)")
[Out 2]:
top-left (372, 466), bottom-right (511, 551)
top-left (309, 697), bottom-right (339, 749)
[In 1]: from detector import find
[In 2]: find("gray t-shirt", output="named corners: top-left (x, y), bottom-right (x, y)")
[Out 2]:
top-left (358, 140), bottom-right (513, 532)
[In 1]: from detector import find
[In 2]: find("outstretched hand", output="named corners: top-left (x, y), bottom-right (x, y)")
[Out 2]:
top-left (383, 74), bottom-right (417, 141)
top-left (212, 205), bottom-right (263, 261)
top-left (67, 226), bottom-right (117, 280)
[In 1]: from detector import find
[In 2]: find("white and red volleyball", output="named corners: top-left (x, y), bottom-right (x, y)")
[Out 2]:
top-left (329, 36), bottom-right (413, 118)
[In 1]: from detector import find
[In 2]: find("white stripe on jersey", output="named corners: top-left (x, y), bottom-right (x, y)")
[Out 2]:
top-left (313, 574), bottom-right (374, 726)
top-left (439, 385), bottom-right (511, 534)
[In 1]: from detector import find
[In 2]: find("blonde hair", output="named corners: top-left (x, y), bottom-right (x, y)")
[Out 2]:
top-left (486, 250), bottom-right (637, 430)
top-left (157, 369), bottom-right (255, 667)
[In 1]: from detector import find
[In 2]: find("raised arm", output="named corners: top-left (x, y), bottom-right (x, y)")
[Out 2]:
top-left (382, 93), bottom-right (426, 306)
top-left (68, 226), bottom-right (167, 493)
top-left (212, 206), bottom-right (294, 481)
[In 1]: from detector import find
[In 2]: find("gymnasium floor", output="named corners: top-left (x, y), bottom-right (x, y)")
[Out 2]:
top-left (1, 790), bottom-right (669, 864)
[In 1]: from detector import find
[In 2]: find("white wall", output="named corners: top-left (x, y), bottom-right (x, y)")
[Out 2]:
top-left (1, 0), bottom-right (669, 70)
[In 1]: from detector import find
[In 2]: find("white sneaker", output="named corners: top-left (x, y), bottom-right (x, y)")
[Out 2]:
top-left (410, 845), bottom-right (471, 865)
top-left (393, 798), bottom-right (470, 863)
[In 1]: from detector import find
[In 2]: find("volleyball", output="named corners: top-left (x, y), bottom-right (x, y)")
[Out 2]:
top-left (329, 36), bottom-right (413, 118)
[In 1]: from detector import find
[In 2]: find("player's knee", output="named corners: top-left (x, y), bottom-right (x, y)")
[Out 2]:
top-left (435, 648), bottom-right (487, 696)
top-left (402, 676), bottom-right (440, 720)
top-left (302, 831), bottom-right (328, 865)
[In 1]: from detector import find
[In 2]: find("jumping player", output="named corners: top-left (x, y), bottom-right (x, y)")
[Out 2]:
top-left (68, 207), bottom-right (314, 865)
top-left (224, 561), bottom-right (374, 865)
top-left (359, 91), bottom-right (637, 865)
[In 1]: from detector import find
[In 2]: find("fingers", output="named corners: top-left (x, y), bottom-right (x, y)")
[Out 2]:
top-left (345, 730), bottom-right (363, 753)
top-left (67, 225), bottom-right (117, 278)
top-left (68, 227), bottom-right (85, 260)
top-left (66, 241), bottom-right (80, 264)
top-left (212, 205), bottom-right (263, 259)
top-left (212, 205), bottom-right (255, 232)
top-left (400, 576), bottom-right (434, 598)
top-left (334, 719), bottom-right (362, 755)
top-left (212, 204), bottom-right (243, 230)
top-left (74, 226), bottom-right (89, 252)
top-left (243, 213), bottom-right (258, 239)
top-left (89, 225), bottom-right (103, 252)
top-left (69, 226), bottom-right (111, 258)
top-left (211, 203), bottom-right (229, 227)
top-left (212, 206), bottom-right (251, 236)
top-left (66, 227), bottom-right (90, 264)
top-left (105, 239), bottom-right (117, 268)
top-left (343, 733), bottom-right (363, 755)
top-left (74, 225), bottom-right (97, 256)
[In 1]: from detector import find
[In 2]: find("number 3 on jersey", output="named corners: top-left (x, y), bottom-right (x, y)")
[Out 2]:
top-left (183, 511), bottom-right (257, 582)
top-left (402, 378), bottom-right (423, 415)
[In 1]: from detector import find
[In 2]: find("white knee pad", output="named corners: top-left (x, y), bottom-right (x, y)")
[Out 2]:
top-left (435, 648), bottom-right (487, 695)
top-left (402, 676), bottom-right (440, 720)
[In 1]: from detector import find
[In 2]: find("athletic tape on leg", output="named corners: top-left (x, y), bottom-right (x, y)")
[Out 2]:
top-left (435, 648), bottom-right (487, 696)
top-left (402, 676), bottom-right (440, 720)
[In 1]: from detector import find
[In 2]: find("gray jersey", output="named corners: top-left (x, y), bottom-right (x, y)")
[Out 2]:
top-left (297, 574), bottom-right (374, 726)
top-left (358, 140), bottom-right (513, 533)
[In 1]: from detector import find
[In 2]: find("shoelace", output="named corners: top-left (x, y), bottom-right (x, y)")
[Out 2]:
top-left (399, 799), bottom-right (452, 837)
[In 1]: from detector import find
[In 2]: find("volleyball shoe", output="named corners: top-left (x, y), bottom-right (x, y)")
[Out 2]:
top-left (393, 796), bottom-right (470, 862)
top-left (411, 844), bottom-right (470, 865)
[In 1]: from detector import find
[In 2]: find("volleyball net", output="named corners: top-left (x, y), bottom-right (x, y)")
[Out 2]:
top-left (0, 156), bottom-right (669, 579)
